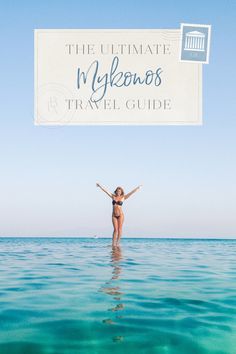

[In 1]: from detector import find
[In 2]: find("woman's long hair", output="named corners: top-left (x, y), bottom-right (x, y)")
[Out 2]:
top-left (114, 186), bottom-right (125, 196)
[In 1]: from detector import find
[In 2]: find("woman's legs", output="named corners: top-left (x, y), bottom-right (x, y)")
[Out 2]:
top-left (117, 214), bottom-right (124, 244)
top-left (112, 216), bottom-right (119, 246)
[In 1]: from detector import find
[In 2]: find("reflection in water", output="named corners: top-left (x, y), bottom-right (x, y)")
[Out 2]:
top-left (99, 244), bottom-right (125, 342)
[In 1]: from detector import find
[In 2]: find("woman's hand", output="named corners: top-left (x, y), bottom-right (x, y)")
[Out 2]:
top-left (96, 183), bottom-right (113, 198)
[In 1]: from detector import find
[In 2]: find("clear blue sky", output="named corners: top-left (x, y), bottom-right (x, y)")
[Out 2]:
top-left (0, 0), bottom-right (235, 237)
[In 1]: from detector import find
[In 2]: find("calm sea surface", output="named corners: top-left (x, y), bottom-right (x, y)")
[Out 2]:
top-left (0, 237), bottom-right (236, 354)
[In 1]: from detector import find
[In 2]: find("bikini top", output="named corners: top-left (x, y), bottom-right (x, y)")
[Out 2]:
top-left (112, 199), bottom-right (123, 206)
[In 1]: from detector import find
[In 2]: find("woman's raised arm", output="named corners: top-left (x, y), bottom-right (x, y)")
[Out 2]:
top-left (124, 185), bottom-right (142, 200)
top-left (96, 183), bottom-right (113, 198)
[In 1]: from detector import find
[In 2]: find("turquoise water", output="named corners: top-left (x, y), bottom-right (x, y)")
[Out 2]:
top-left (0, 238), bottom-right (236, 354)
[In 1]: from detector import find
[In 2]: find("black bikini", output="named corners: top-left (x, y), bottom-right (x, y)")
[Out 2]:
top-left (112, 200), bottom-right (123, 206)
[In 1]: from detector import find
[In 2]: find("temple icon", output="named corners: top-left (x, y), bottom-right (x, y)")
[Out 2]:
top-left (184, 31), bottom-right (205, 51)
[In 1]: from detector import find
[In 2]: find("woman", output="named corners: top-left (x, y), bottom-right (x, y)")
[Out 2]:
top-left (96, 183), bottom-right (142, 246)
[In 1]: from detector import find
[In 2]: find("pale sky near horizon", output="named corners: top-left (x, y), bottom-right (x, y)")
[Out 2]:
top-left (0, 0), bottom-right (235, 238)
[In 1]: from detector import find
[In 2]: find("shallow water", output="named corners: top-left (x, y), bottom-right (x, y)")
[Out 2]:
top-left (0, 237), bottom-right (236, 354)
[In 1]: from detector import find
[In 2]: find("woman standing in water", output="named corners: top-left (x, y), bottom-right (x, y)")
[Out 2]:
top-left (96, 183), bottom-right (142, 246)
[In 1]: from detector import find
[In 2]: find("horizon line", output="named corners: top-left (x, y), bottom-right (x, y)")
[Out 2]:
top-left (0, 236), bottom-right (236, 240)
